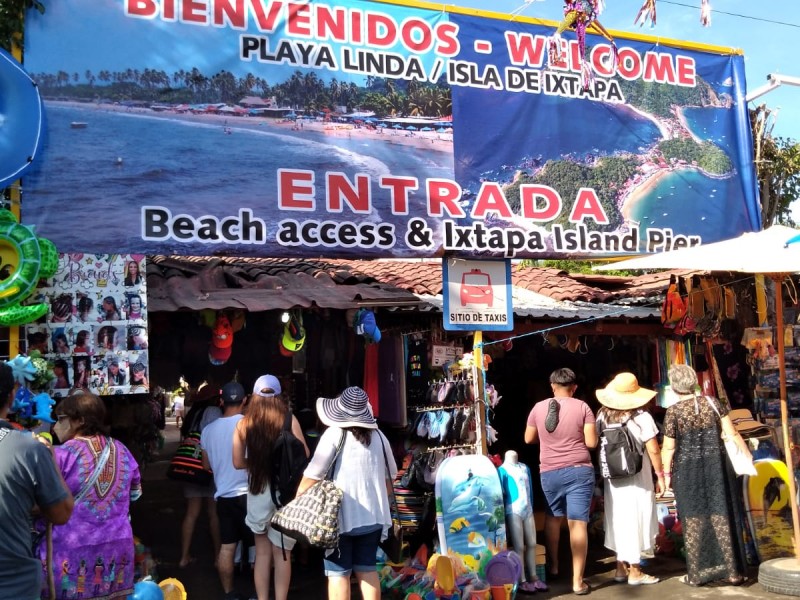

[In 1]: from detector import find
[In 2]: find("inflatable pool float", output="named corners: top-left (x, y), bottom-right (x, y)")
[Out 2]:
top-left (0, 209), bottom-right (58, 326)
top-left (0, 46), bottom-right (44, 189)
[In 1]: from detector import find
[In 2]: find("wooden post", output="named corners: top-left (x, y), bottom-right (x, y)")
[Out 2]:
top-left (773, 275), bottom-right (800, 561)
top-left (472, 330), bottom-right (488, 456)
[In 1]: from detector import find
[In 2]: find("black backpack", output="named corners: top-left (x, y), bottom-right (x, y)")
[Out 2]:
top-left (270, 409), bottom-right (310, 508)
top-left (598, 419), bottom-right (643, 480)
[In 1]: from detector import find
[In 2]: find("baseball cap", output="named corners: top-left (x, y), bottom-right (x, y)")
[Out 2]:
top-left (221, 381), bottom-right (246, 405)
top-left (280, 315), bottom-right (305, 356)
top-left (252, 374), bottom-right (281, 397)
top-left (208, 343), bottom-right (232, 366)
top-left (354, 309), bottom-right (381, 344)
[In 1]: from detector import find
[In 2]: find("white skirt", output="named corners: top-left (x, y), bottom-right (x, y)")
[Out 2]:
top-left (246, 486), bottom-right (296, 551)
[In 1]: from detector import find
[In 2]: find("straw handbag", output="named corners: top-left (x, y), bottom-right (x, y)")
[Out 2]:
top-left (271, 431), bottom-right (346, 549)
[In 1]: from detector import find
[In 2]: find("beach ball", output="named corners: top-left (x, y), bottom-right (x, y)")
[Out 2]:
top-left (128, 580), bottom-right (163, 600)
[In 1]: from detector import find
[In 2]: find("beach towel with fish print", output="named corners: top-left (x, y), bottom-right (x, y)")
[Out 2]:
top-left (436, 454), bottom-right (507, 571)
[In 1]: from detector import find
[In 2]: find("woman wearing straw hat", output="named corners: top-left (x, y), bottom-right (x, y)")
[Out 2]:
top-left (296, 386), bottom-right (396, 600)
top-left (662, 364), bottom-right (748, 587)
top-left (595, 372), bottom-right (665, 586)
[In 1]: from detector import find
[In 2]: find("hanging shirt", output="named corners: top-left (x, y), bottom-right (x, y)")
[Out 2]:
top-left (497, 461), bottom-right (534, 518)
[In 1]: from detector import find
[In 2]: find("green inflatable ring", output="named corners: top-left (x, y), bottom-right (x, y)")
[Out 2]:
top-left (0, 209), bottom-right (44, 309)
top-left (0, 303), bottom-right (48, 327)
top-left (38, 238), bottom-right (58, 279)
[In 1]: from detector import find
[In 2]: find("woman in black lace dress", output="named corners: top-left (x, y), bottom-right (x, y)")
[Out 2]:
top-left (661, 364), bottom-right (749, 586)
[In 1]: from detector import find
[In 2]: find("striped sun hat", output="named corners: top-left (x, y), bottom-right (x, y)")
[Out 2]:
top-left (316, 386), bottom-right (377, 429)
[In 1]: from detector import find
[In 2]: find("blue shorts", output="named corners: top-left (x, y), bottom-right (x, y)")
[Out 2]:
top-left (540, 465), bottom-right (594, 522)
top-left (323, 525), bottom-right (382, 577)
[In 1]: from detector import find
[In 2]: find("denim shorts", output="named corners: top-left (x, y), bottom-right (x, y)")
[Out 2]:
top-left (540, 465), bottom-right (594, 522)
top-left (323, 525), bottom-right (382, 577)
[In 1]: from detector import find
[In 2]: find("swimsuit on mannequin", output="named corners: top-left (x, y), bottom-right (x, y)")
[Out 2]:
top-left (498, 450), bottom-right (548, 593)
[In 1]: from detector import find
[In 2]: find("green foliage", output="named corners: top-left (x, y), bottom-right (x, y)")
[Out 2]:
top-left (31, 67), bottom-right (451, 118)
top-left (520, 259), bottom-right (641, 276)
top-left (0, 0), bottom-right (44, 53)
top-left (751, 105), bottom-right (800, 227)
top-left (657, 138), bottom-right (732, 175)
top-left (618, 77), bottom-right (717, 119)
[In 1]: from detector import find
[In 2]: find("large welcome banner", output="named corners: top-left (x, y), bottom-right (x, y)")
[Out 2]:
top-left (22, 0), bottom-right (760, 259)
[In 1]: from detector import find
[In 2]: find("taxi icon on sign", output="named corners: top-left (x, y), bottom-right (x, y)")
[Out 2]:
top-left (460, 269), bottom-right (493, 308)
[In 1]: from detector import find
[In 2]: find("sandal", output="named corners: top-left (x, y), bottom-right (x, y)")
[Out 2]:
top-left (679, 575), bottom-right (701, 587)
top-left (628, 574), bottom-right (659, 586)
top-left (545, 399), bottom-right (560, 433)
top-left (518, 581), bottom-right (539, 594)
top-left (573, 582), bottom-right (591, 595)
top-left (724, 576), bottom-right (748, 586)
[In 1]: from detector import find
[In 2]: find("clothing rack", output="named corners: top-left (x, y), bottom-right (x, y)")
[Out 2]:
top-left (423, 442), bottom-right (476, 454)
top-left (413, 403), bottom-right (472, 413)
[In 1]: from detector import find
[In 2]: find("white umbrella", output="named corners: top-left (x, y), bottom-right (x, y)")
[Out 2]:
top-left (596, 225), bottom-right (800, 273)
top-left (597, 224), bottom-right (800, 567)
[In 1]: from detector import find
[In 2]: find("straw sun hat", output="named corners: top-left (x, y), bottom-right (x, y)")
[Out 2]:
top-left (316, 386), bottom-right (377, 429)
top-left (595, 372), bottom-right (656, 411)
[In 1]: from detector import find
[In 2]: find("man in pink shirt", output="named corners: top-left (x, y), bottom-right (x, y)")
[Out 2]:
top-left (524, 368), bottom-right (598, 596)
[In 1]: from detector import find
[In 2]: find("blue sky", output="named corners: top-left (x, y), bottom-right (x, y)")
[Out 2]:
top-left (451, 0), bottom-right (800, 141)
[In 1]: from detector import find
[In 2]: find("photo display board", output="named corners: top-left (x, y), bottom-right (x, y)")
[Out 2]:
top-left (25, 254), bottom-right (149, 397)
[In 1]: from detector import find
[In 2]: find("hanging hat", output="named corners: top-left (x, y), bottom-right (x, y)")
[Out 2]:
top-left (354, 309), bottom-right (381, 344)
top-left (279, 313), bottom-right (305, 356)
top-left (209, 312), bottom-right (234, 365)
top-left (208, 343), bottom-right (232, 366)
top-left (211, 314), bottom-right (234, 348)
top-left (595, 372), bottom-right (656, 411)
top-left (728, 409), bottom-right (770, 435)
top-left (316, 386), bottom-right (377, 429)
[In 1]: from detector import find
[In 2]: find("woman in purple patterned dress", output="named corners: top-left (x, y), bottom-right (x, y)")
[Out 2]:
top-left (39, 392), bottom-right (142, 599)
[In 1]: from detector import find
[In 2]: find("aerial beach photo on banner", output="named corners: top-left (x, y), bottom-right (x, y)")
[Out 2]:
top-left (451, 11), bottom-right (758, 254)
top-left (20, 0), bottom-right (760, 260)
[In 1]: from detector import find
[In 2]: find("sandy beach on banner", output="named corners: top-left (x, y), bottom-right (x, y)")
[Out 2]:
top-left (620, 169), bottom-right (670, 221)
top-left (47, 100), bottom-right (454, 155)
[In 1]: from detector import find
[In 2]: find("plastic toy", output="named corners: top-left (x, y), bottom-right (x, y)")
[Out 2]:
top-left (0, 47), bottom-right (44, 189)
top-left (32, 392), bottom-right (55, 423)
top-left (129, 580), bottom-right (164, 600)
top-left (0, 209), bottom-right (59, 326)
top-left (158, 578), bottom-right (187, 600)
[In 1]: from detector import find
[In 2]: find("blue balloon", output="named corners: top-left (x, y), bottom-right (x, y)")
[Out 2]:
top-left (0, 47), bottom-right (44, 188)
top-left (127, 580), bottom-right (163, 600)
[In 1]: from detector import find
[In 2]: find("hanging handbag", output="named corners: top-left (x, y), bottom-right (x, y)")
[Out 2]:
top-left (270, 431), bottom-right (346, 549)
top-left (378, 433), bottom-right (404, 563)
top-left (706, 397), bottom-right (757, 476)
top-left (167, 411), bottom-right (213, 486)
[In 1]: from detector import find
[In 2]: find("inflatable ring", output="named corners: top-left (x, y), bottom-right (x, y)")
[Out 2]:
top-left (0, 47), bottom-right (44, 189)
top-left (0, 209), bottom-right (55, 310)
top-left (0, 303), bottom-right (48, 327)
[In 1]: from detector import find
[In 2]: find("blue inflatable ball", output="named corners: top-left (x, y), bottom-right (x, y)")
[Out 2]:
top-left (127, 580), bottom-right (164, 600)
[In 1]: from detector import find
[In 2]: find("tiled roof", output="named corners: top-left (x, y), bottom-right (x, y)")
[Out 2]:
top-left (146, 256), bottom-right (421, 312)
top-left (146, 256), bottom-right (681, 312)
